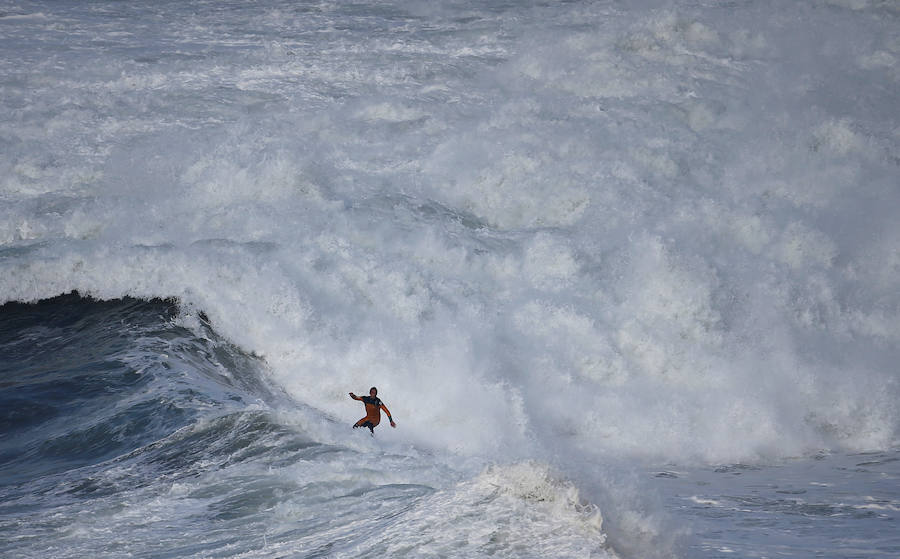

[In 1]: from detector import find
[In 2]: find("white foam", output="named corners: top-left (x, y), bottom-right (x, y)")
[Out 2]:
top-left (2, 0), bottom-right (898, 474)
top-left (362, 461), bottom-right (612, 558)
top-left (0, 12), bottom-right (48, 20)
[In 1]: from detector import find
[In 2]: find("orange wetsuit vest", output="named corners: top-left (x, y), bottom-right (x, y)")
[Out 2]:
top-left (354, 395), bottom-right (391, 431)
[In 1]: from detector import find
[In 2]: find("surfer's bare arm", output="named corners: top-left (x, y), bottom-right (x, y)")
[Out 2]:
top-left (349, 392), bottom-right (360, 400)
top-left (381, 404), bottom-right (396, 427)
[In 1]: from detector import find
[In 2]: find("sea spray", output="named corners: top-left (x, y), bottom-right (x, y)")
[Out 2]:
top-left (2, 1), bottom-right (899, 557)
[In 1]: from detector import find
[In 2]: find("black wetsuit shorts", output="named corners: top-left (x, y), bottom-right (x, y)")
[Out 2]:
top-left (355, 420), bottom-right (376, 433)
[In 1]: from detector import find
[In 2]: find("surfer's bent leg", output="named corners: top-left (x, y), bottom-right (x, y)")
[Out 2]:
top-left (353, 419), bottom-right (375, 433)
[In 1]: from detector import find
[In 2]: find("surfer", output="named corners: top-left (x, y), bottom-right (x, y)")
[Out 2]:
top-left (349, 387), bottom-right (396, 433)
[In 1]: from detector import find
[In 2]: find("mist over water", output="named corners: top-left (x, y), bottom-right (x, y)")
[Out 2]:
top-left (2, 0), bottom-right (899, 557)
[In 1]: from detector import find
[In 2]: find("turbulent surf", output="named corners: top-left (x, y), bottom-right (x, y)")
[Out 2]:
top-left (2, 1), bottom-right (899, 557)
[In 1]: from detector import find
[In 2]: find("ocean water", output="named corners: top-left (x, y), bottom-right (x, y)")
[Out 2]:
top-left (1, 0), bottom-right (898, 557)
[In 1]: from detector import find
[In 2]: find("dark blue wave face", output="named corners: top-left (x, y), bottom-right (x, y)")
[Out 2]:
top-left (0, 294), bottom-right (370, 559)
top-left (0, 294), bottom-right (273, 487)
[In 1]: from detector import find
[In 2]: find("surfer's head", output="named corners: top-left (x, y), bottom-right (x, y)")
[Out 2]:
top-left (369, 387), bottom-right (377, 397)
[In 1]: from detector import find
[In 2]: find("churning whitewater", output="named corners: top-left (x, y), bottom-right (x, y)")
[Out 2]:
top-left (1, 0), bottom-right (899, 557)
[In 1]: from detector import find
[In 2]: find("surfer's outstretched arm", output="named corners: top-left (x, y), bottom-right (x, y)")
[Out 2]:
top-left (349, 392), bottom-right (360, 400)
top-left (380, 404), bottom-right (396, 428)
